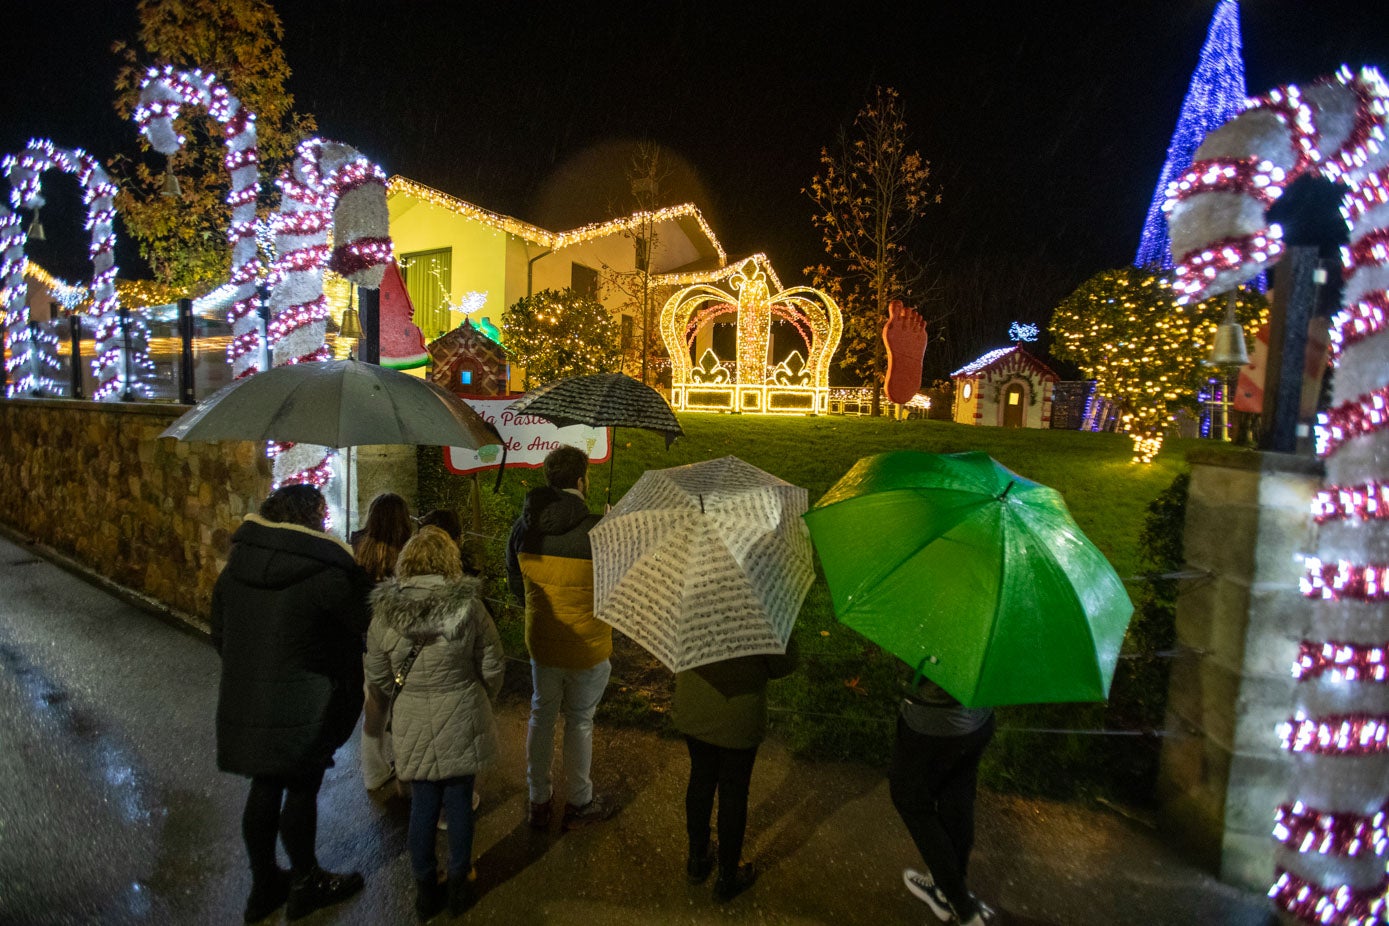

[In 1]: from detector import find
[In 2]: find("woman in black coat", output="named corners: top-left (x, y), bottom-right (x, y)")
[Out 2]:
top-left (211, 485), bottom-right (373, 923)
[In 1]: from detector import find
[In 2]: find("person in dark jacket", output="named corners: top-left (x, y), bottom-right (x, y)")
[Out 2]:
top-left (672, 639), bottom-right (798, 903)
top-left (211, 484), bottom-right (373, 923)
top-left (506, 445), bottom-right (616, 830)
top-left (892, 673), bottom-right (997, 926)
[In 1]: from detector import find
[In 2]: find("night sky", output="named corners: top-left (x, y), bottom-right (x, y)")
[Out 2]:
top-left (2, 1), bottom-right (1387, 371)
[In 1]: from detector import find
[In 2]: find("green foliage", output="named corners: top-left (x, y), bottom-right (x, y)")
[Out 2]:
top-left (111, 0), bottom-right (316, 291)
top-left (805, 86), bottom-right (939, 398)
top-left (1049, 267), bottom-right (1267, 438)
top-left (502, 288), bottom-right (624, 389)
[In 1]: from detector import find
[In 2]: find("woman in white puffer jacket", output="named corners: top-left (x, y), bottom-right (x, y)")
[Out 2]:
top-left (366, 526), bottom-right (505, 921)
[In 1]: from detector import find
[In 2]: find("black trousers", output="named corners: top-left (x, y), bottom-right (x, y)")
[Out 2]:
top-left (684, 736), bottom-right (759, 877)
top-left (888, 714), bottom-right (996, 919)
top-left (242, 768), bottom-right (326, 880)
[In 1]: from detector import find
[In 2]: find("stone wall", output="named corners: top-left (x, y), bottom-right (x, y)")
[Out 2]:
top-left (1157, 448), bottom-right (1321, 891)
top-left (0, 399), bottom-right (424, 625)
top-left (0, 398), bottom-right (272, 623)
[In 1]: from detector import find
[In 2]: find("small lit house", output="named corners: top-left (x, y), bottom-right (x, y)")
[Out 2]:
top-left (428, 321), bottom-right (510, 398)
top-left (951, 345), bottom-right (1058, 428)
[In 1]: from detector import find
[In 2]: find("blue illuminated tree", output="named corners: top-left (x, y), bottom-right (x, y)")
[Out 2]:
top-left (1134, 0), bottom-right (1247, 269)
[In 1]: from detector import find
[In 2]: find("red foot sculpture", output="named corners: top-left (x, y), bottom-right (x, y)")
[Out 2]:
top-left (882, 299), bottom-right (927, 405)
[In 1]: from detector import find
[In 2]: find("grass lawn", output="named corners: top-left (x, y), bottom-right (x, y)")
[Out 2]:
top-left (440, 413), bottom-right (1249, 802)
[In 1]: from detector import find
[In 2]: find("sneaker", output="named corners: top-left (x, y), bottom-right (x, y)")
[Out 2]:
top-left (902, 868), bottom-right (952, 922)
top-left (958, 894), bottom-right (997, 925)
top-left (563, 793), bottom-right (616, 829)
top-left (285, 867), bottom-right (365, 921)
top-left (686, 843), bottom-right (715, 884)
top-left (528, 797), bottom-right (553, 829)
top-left (712, 862), bottom-right (758, 903)
top-left (243, 869), bottom-right (291, 923)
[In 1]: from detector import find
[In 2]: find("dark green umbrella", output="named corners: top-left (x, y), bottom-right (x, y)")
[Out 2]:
top-left (802, 450), bottom-right (1133, 707)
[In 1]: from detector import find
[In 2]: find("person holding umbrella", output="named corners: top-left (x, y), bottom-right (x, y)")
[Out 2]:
top-left (673, 640), bottom-right (799, 902)
top-left (507, 445), bottom-right (617, 829)
top-left (892, 672), bottom-right (997, 925)
top-left (211, 484), bottom-right (372, 923)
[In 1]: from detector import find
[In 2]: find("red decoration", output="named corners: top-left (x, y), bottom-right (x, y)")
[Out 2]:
top-left (1279, 712), bottom-right (1389, 756)
top-left (1269, 867), bottom-right (1389, 925)
top-left (1316, 385), bottom-right (1389, 457)
top-left (1294, 640), bottom-right (1389, 683)
top-left (1273, 800), bottom-right (1388, 857)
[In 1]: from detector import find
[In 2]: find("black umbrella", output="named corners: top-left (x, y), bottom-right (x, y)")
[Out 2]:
top-left (506, 372), bottom-right (683, 504)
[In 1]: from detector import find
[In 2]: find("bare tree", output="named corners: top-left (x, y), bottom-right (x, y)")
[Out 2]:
top-left (806, 87), bottom-right (939, 415)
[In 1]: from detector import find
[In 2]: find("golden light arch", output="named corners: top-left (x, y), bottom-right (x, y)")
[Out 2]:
top-left (660, 257), bottom-right (842, 414)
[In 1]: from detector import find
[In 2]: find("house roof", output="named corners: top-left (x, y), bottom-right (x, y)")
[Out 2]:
top-left (951, 344), bottom-right (1059, 380)
top-left (387, 175), bottom-right (727, 268)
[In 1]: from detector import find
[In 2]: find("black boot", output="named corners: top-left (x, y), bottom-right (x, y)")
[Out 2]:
top-left (686, 842), bottom-right (714, 884)
top-left (415, 875), bottom-right (446, 922)
top-left (712, 862), bottom-right (758, 903)
top-left (446, 868), bottom-right (476, 916)
top-left (286, 867), bottom-right (365, 921)
top-left (243, 868), bottom-right (291, 923)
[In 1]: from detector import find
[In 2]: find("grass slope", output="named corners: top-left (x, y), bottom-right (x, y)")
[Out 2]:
top-left (448, 413), bottom-right (1246, 800)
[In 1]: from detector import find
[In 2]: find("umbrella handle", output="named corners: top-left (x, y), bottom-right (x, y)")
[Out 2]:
top-left (492, 441), bottom-right (509, 494)
top-left (606, 426), bottom-right (617, 507)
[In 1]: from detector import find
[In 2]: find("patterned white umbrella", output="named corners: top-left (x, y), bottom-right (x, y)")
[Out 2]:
top-left (590, 456), bottom-right (813, 673)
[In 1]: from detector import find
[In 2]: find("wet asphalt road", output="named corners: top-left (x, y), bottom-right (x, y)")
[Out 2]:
top-left (0, 533), bottom-right (1273, 925)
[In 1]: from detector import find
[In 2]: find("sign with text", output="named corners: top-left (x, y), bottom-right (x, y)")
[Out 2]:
top-left (444, 396), bottom-right (610, 475)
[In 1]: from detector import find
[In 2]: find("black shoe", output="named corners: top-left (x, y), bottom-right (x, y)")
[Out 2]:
top-left (244, 868), bottom-right (291, 923)
top-left (286, 867), bottom-right (365, 921)
top-left (447, 868), bottom-right (477, 915)
top-left (712, 862), bottom-right (757, 902)
top-left (686, 844), bottom-right (715, 884)
top-left (415, 875), bottom-right (446, 922)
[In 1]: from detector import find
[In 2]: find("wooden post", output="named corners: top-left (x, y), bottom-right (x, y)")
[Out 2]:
top-left (360, 287), bottom-right (380, 365)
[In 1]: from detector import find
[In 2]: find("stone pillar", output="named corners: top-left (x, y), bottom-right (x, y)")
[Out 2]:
top-left (349, 444), bottom-right (419, 534)
top-left (1157, 449), bottom-right (1321, 890)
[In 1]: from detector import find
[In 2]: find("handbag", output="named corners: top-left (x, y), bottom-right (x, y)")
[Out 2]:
top-left (384, 641), bottom-right (424, 733)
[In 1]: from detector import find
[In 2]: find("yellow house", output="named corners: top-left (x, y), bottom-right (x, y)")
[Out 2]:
top-left (386, 176), bottom-right (739, 390)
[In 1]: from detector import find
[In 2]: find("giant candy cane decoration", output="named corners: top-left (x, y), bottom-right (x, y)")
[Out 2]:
top-left (1166, 65), bottom-right (1389, 926)
top-left (134, 66), bottom-right (263, 378)
top-left (264, 137), bottom-right (391, 490)
top-left (3, 139), bottom-right (152, 399)
top-left (0, 206), bottom-right (57, 397)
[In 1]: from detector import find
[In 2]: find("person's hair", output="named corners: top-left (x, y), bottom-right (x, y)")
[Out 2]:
top-left (417, 508), bottom-right (462, 542)
top-left (396, 525), bottom-right (464, 580)
top-left (543, 445), bottom-right (589, 490)
top-left (259, 484), bottom-right (326, 530)
top-left (354, 492), bottom-right (413, 583)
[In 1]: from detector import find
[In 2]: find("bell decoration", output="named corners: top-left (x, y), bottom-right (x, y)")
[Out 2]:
top-left (1207, 296), bottom-right (1250, 367)
top-left (338, 306), bottom-right (363, 340)
top-left (27, 207), bottom-right (45, 242)
top-left (160, 161), bottom-right (182, 199)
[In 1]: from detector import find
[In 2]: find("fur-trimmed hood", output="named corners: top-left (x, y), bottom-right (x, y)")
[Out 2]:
top-left (369, 574), bottom-right (482, 642)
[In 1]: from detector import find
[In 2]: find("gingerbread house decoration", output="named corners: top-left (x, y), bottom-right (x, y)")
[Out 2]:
top-left (427, 321), bottom-right (509, 397)
top-left (951, 345), bottom-right (1058, 428)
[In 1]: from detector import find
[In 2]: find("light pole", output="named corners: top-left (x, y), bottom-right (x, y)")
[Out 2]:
top-left (1206, 295), bottom-right (1250, 441)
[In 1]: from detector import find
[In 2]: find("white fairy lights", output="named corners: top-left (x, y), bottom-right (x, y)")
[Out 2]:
top-left (136, 66), bottom-right (262, 378)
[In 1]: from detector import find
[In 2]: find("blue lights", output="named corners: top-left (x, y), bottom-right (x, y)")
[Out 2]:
top-left (1135, 0), bottom-right (1247, 270)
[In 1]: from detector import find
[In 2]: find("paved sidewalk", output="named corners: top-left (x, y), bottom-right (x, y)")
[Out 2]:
top-left (0, 532), bottom-right (1272, 925)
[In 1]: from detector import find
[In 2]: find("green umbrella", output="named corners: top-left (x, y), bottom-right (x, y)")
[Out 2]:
top-left (802, 450), bottom-right (1133, 707)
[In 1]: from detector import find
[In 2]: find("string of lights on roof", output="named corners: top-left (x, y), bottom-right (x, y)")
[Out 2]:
top-left (387, 176), bottom-right (727, 264)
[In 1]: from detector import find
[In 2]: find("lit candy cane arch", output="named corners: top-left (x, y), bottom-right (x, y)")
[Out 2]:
top-left (3, 139), bottom-right (152, 399)
top-left (134, 66), bottom-right (263, 378)
top-left (1166, 66), bottom-right (1389, 925)
top-left (0, 205), bottom-right (57, 396)
top-left (264, 137), bottom-right (390, 490)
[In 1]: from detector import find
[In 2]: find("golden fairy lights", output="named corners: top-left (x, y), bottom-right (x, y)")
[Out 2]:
top-left (1050, 266), bottom-right (1269, 463)
top-left (387, 176), bottom-right (726, 264)
top-left (660, 257), bottom-right (842, 415)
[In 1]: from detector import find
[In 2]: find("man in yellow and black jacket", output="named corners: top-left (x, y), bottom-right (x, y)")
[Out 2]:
top-left (506, 445), bottom-right (617, 831)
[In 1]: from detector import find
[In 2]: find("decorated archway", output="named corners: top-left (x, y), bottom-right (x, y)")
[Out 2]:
top-left (659, 258), bottom-right (841, 414)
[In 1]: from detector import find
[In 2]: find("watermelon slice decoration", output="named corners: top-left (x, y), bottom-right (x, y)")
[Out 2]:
top-left (378, 259), bottom-right (429, 370)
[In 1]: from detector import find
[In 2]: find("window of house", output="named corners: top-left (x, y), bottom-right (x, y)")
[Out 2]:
top-left (571, 263), bottom-right (600, 300)
top-left (400, 247), bottom-right (452, 339)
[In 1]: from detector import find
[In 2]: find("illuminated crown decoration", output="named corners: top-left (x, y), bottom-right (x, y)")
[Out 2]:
top-left (660, 257), bottom-right (841, 415)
